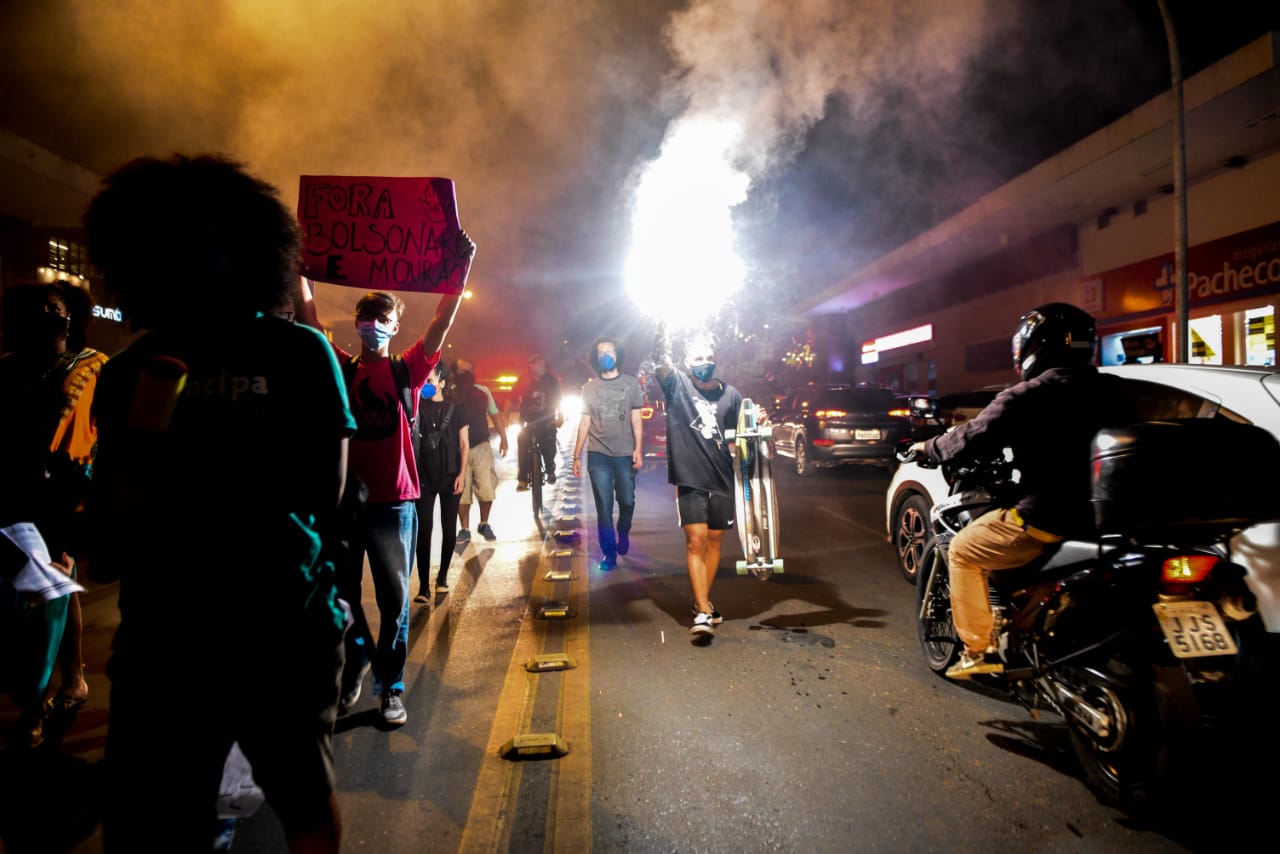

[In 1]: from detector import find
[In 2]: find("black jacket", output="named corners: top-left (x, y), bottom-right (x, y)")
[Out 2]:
top-left (924, 366), bottom-right (1136, 537)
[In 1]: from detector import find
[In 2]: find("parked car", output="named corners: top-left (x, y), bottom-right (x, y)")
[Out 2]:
top-left (884, 364), bottom-right (1280, 637)
top-left (771, 383), bottom-right (910, 475)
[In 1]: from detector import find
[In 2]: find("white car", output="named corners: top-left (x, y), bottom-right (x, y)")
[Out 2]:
top-left (885, 364), bottom-right (1280, 633)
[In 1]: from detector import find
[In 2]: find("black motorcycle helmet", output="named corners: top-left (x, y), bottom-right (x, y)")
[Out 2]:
top-left (1011, 303), bottom-right (1098, 381)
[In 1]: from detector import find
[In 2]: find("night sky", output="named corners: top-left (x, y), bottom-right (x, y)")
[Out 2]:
top-left (1, 0), bottom-right (1276, 371)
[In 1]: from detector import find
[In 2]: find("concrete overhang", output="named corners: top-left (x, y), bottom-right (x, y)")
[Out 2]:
top-left (0, 126), bottom-right (101, 228)
top-left (798, 32), bottom-right (1280, 317)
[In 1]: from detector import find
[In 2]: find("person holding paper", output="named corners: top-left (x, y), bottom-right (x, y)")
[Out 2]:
top-left (0, 280), bottom-right (104, 748)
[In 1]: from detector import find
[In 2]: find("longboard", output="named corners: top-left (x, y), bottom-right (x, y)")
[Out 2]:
top-left (727, 398), bottom-right (783, 579)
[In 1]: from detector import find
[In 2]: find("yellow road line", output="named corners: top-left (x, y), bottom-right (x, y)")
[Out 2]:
top-left (459, 502), bottom-right (592, 854)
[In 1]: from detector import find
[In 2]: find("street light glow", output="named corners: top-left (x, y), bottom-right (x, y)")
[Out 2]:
top-left (625, 117), bottom-right (749, 330)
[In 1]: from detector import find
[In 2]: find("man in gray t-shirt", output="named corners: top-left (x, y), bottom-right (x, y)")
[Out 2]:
top-left (571, 338), bottom-right (644, 571)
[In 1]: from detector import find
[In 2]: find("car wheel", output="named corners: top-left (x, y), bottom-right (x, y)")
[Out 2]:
top-left (794, 438), bottom-right (815, 477)
top-left (893, 494), bottom-right (931, 584)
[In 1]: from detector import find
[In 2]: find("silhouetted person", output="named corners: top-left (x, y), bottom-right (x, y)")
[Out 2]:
top-left (84, 153), bottom-right (356, 852)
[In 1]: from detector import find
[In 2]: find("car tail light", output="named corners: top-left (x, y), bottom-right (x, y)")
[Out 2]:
top-left (814, 409), bottom-right (847, 418)
top-left (813, 439), bottom-right (835, 447)
top-left (640, 406), bottom-right (654, 419)
top-left (888, 407), bottom-right (911, 418)
top-left (1161, 555), bottom-right (1219, 586)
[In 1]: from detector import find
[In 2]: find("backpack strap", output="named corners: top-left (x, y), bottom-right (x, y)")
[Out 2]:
top-left (389, 355), bottom-right (417, 435)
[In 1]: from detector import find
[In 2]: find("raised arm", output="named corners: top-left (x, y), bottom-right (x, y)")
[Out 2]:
top-left (295, 276), bottom-right (323, 331)
top-left (419, 230), bottom-right (476, 358)
top-left (652, 320), bottom-right (673, 383)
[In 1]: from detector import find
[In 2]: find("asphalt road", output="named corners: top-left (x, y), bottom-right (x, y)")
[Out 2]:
top-left (2, 425), bottom-right (1259, 852)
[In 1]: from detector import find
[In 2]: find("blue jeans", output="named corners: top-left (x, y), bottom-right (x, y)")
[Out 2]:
top-left (341, 500), bottom-right (417, 696)
top-left (587, 451), bottom-right (636, 560)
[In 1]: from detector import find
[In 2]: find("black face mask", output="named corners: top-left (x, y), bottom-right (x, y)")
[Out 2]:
top-left (455, 370), bottom-right (475, 387)
top-left (41, 312), bottom-right (71, 340)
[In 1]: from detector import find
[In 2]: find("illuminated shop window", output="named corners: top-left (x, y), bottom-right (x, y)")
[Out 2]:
top-left (1189, 315), bottom-right (1223, 365)
top-left (1245, 306), bottom-right (1276, 367)
top-left (38, 238), bottom-right (94, 285)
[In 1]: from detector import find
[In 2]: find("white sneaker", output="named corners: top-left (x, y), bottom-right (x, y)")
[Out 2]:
top-left (690, 612), bottom-right (715, 639)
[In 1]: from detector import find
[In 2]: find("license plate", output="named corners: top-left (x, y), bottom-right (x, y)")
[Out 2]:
top-left (854, 428), bottom-right (880, 441)
top-left (1152, 601), bottom-right (1239, 658)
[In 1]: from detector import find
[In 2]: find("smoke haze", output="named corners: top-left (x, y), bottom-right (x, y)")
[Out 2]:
top-left (2, 0), bottom-right (1266, 369)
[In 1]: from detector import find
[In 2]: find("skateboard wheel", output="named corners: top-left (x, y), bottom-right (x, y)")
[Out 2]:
top-left (760, 426), bottom-right (773, 441)
top-left (773, 559), bottom-right (784, 574)
top-left (735, 560), bottom-right (748, 574)
top-left (726, 429), bottom-right (736, 440)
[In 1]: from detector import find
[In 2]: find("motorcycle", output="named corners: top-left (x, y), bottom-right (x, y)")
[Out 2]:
top-left (907, 417), bottom-right (1280, 815)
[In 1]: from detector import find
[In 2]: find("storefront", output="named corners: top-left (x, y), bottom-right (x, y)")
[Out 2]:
top-left (1095, 220), bottom-right (1280, 367)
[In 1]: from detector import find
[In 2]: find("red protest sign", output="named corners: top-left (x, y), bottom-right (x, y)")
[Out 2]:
top-left (298, 175), bottom-right (469, 293)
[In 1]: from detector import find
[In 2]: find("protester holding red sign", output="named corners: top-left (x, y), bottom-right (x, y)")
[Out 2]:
top-left (296, 225), bottom-right (475, 729)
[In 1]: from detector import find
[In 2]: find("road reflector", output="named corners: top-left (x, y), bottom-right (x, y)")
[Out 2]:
top-left (544, 569), bottom-right (573, 582)
top-left (536, 602), bottom-right (572, 619)
top-left (499, 732), bottom-right (569, 760)
top-left (549, 549), bottom-right (574, 559)
top-left (525, 653), bottom-right (576, 672)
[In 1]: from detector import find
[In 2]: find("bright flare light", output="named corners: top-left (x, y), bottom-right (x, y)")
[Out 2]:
top-left (625, 118), bottom-right (749, 329)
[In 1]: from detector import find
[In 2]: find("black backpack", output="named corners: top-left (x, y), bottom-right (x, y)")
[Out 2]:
top-left (342, 354), bottom-right (418, 441)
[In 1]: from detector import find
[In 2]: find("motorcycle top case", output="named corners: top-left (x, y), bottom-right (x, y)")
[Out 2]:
top-left (1091, 417), bottom-right (1280, 539)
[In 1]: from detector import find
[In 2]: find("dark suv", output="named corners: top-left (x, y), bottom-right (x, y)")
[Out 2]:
top-left (771, 384), bottom-right (910, 475)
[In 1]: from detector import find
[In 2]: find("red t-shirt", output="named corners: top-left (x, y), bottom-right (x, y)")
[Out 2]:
top-left (332, 337), bottom-right (439, 502)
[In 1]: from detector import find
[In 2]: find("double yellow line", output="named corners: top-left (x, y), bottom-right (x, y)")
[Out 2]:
top-left (459, 506), bottom-right (593, 852)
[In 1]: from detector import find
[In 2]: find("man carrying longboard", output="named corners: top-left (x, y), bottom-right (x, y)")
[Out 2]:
top-left (652, 324), bottom-right (742, 644)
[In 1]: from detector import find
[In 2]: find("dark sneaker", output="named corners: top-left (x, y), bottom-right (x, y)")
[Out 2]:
top-left (339, 661), bottom-right (371, 714)
top-left (457, 528), bottom-right (472, 543)
top-left (691, 601), bottom-right (723, 625)
top-left (517, 481), bottom-right (531, 492)
top-left (617, 531), bottom-right (630, 555)
top-left (597, 557), bottom-right (616, 572)
top-left (546, 471), bottom-right (556, 484)
top-left (413, 593), bottom-right (429, 605)
top-left (478, 523), bottom-right (497, 541)
top-left (436, 578), bottom-right (450, 594)
top-left (946, 649), bottom-right (1003, 680)
top-left (690, 612), bottom-right (715, 641)
top-left (381, 691), bottom-right (407, 726)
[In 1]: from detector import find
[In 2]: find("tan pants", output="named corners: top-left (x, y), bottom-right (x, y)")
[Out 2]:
top-left (947, 508), bottom-right (1064, 654)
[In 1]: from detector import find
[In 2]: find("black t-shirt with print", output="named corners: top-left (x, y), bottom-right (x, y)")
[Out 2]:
top-left (658, 369), bottom-right (742, 496)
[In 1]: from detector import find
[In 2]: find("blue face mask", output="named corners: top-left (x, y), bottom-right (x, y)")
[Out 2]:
top-left (356, 319), bottom-right (394, 350)
top-left (420, 382), bottom-right (438, 400)
top-left (691, 362), bottom-right (716, 383)
top-left (598, 353), bottom-right (616, 372)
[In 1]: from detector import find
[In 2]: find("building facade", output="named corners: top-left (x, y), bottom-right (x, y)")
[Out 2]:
top-left (802, 33), bottom-right (1280, 396)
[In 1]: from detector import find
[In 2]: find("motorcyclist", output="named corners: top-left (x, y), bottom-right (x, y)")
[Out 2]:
top-left (907, 303), bottom-right (1136, 679)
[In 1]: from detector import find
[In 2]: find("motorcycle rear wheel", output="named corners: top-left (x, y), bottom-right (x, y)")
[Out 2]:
top-left (915, 539), bottom-right (960, 673)
top-left (1060, 660), bottom-right (1201, 817)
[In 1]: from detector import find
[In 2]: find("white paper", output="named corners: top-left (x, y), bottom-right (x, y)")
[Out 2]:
top-left (0, 522), bottom-right (85, 600)
top-left (217, 742), bottom-right (265, 819)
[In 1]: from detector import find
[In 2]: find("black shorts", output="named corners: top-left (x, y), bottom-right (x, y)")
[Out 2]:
top-left (676, 486), bottom-right (736, 530)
